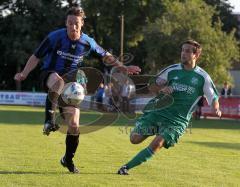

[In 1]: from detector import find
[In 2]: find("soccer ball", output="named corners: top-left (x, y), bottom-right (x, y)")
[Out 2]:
top-left (61, 82), bottom-right (85, 106)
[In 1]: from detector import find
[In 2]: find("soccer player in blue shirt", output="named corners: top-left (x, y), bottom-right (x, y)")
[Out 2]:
top-left (14, 6), bottom-right (141, 173)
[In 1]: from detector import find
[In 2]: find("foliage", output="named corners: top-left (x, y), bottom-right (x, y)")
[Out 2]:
top-left (0, 0), bottom-right (65, 90)
top-left (203, 0), bottom-right (239, 39)
top-left (81, 0), bottom-right (165, 70)
top-left (0, 0), bottom-right (239, 90)
top-left (144, 0), bottom-right (240, 84)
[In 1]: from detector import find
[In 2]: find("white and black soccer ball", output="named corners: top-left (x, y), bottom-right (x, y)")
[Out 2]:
top-left (61, 82), bottom-right (85, 106)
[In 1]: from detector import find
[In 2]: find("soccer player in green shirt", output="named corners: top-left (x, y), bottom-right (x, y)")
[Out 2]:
top-left (117, 39), bottom-right (222, 175)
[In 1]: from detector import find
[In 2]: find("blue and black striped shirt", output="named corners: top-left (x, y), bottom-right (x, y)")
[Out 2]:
top-left (34, 28), bottom-right (107, 74)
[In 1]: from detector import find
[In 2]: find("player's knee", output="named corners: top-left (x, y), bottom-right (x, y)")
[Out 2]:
top-left (68, 126), bottom-right (79, 135)
top-left (149, 136), bottom-right (164, 152)
top-left (69, 121), bottom-right (79, 128)
top-left (55, 78), bottom-right (64, 93)
top-left (130, 137), bottom-right (139, 144)
top-left (130, 134), bottom-right (142, 144)
top-left (47, 73), bottom-right (64, 92)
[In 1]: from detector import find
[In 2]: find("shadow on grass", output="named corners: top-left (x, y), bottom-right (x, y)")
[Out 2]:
top-left (1, 108), bottom-right (239, 131)
top-left (188, 119), bottom-right (240, 130)
top-left (0, 109), bottom-right (112, 126)
top-left (116, 118), bottom-right (240, 131)
top-left (188, 141), bottom-right (240, 150)
top-left (0, 110), bottom-right (43, 125)
top-left (0, 170), bottom-right (115, 175)
top-left (0, 171), bottom-right (60, 175)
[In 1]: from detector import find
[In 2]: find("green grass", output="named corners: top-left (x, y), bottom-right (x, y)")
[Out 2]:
top-left (0, 105), bottom-right (239, 187)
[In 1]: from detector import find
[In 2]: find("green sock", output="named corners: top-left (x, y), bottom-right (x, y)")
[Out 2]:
top-left (126, 147), bottom-right (154, 170)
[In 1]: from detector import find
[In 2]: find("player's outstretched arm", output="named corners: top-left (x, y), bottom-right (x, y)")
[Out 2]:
top-left (212, 100), bottom-right (222, 118)
top-left (14, 55), bottom-right (40, 81)
top-left (102, 54), bottom-right (141, 75)
top-left (148, 76), bottom-right (170, 95)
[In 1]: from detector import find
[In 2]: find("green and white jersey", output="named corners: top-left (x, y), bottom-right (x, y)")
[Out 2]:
top-left (155, 63), bottom-right (218, 126)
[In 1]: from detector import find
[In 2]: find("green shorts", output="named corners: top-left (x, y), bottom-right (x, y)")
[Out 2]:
top-left (132, 111), bottom-right (186, 149)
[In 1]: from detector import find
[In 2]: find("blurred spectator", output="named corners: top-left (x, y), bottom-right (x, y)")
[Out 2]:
top-left (104, 83), bottom-right (115, 111)
top-left (0, 80), bottom-right (7, 89)
top-left (221, 82), bottom-right (232, 98)
top-left (111, 73), bottom-right (122, 110)
top-left (95, 83), bottom-right (105, 110)
top-left (120, 79), bottom-right (135, 113)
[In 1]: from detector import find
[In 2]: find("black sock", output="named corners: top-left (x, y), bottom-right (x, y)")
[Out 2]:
top-left (47, 92), bottom-right (60, 123)
top-left (45, 95), bottom-right (52, 123)
top-left (65, 133), bottom-right (80, 162)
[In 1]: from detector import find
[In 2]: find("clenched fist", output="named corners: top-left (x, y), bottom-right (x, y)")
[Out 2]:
top-left (14, 72), bottom-right (27, 81)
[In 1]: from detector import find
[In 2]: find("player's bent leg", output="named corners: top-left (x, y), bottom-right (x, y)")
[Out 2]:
top-left (130, 132), bottom-right (148, 144)
top-left (118, 135), bottom-right (155, 175)
top-left (47, 73), bottom-right (65, 92)
top-left (118, 135), bottom-right (164, 175)
top-left (117, 144), bottom-right (155, 175)
top-left (60, 106), bottom-right (80, 173)
top-left (47, 73), bottom-right (65, 113)
top-left (43, 73), bottom-right (64, 135)
top-left (149, 135), bottom-right (165, 153)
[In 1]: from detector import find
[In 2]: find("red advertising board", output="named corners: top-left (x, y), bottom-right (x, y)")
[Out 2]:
top-left (202, 97), bottom-right (240, 119)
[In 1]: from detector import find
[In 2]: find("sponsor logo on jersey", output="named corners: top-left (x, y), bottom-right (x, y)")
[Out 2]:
top-left (171, 82), bottom-right (195, 94)
top-left (191, 77), bottom-right (198, 85)
top-left (71, 44), bottom-right (76, 49)
top-left (57, 50), bottom-right (83, 62)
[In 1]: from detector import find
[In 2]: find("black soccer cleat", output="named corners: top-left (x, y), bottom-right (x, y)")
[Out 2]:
top-left (43, 121), bottom-right (60, 136)
top-left (60, 156), bottom-right (79, 174)
top-left (117, 165), bottom-right (129, 175)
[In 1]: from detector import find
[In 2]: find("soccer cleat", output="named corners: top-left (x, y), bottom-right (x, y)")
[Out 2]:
top-left (42, 121), bottom-right (60, 136)
top-left (60, 156), bottom-right (79, 174)
top-left (117, 165), bottom-right (129, 175)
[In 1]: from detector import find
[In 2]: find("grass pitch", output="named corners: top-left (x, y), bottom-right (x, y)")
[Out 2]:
top-left (0, 105), bottom-right (239, 187)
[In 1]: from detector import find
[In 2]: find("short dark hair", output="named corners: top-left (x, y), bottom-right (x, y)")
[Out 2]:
top-left (66, 6), bottom-right (86, 19)
top-left (182, 39), bottom-right (202, 54)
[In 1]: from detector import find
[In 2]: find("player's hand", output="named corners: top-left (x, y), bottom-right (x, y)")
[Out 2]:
top-left (215, 109), bottom-right (222, 118)
top-left (14, 72), bottom-right (27, 81)
top-left (126, 65), bottom-right (141, 75)
top-left (160, 86), bottom-right (173, 94)
top-left (148, 84), bottom-right (161, 95)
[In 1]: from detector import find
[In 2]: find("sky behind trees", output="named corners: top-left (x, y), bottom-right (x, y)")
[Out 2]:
top-left (229, 0), bottom-right (240, 12)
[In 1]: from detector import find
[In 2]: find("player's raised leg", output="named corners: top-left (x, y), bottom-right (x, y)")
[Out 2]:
top-left (43, 72), bottom-right (64, 135)
top-left (60, 106), bottom-right (80, 173)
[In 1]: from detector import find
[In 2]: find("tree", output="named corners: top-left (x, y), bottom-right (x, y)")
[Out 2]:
top-left (0, 0), bottom-right (65, 90)
top-left (81, 0), bottom-right (165, 70)
top-left (0, 0), bottom-right (166, 90)
top-left (1, 0), bottom-right (239, 90)
top-left (144, 0), bottom-right (240, 84)
top-left (203, 0), bottom-right (239, 39)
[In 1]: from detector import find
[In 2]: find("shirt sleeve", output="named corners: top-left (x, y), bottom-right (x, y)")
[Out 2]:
top-left (34, 35), bottom-right (53, 58)
top-left (88, 38), bottom-right (107, 58)
top-left (156, 68), bottom-right (169, 86)
top-left (203, 75), bottom-right (219, 105)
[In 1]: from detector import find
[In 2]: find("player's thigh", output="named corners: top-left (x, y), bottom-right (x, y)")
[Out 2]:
top-left (132, 112), bottom-right (158, 136)
top-left (62, 106), bottom-right (80, 128)
top-left (39, 70), bottom-right (56, 92)
top-left (46, 72), bottom-right (64, 90)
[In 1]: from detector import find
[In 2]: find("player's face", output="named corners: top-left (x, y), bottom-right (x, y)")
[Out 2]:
top-left (66, 15), bottom-right (84, 41)
top-left (181, 44), bottom-right (198, 66)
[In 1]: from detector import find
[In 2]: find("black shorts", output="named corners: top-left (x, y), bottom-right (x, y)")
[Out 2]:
top-left (39, 70), bottom-right (57, 92)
